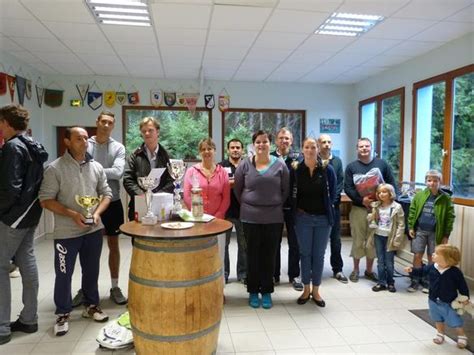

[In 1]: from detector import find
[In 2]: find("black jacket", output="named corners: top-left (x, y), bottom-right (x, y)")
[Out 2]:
top-left (0, 134), bottom-right (48, 228)
top-left (123, 143), bottom-right (174, 221)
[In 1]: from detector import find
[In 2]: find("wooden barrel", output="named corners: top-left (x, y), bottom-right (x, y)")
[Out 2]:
top-left (128, 236), bottom-right (223, 354)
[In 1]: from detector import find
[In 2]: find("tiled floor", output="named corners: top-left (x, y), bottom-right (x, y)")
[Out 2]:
top-left (1, 235), bottom-right (472, 354)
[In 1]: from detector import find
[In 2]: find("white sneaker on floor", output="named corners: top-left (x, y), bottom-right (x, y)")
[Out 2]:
top-left (82, 305), bottom-right (109, 322)
top-left (9, 266), bottom-right (20, 278)
top-left (54, 313), bottom-right (70, 336)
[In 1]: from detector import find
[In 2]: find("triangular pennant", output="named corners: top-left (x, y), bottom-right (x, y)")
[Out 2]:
top-left (16, 76), bottom-right (27, 105)
top-left (104, 91), bottom-right (116, 108)
top-left (182, 93), bottom-right (199, 115)
top-left (116, 92), bottom-right (127, 105)
top-left (87, 91), bottom-right (103, 110)
top-left (128, 92), bottom-right (139, 105)
top-left (204, 94), bottom-right (214, 109)
top-left (35, 85), bottom-right (44, 108)
top-left (44, 89), bottom-right (64, 108)
top-left (164, 92), bottom-right (176, 107)
top-left (0, 72), bottom-right (6, 96)
top-left (7, 75), bottom-right (16, 102)
top-left (150, 89), bottom-right (162, 106)
top-left (76, 83), bottom-right (89, 103)
top-left (25, 79), bottom-right (32, 100)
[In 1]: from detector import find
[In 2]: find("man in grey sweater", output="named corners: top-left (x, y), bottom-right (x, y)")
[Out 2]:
top-left (39, 127), bottom-right (112, 337)
top-left (72, 111), bottom-right (127, 307)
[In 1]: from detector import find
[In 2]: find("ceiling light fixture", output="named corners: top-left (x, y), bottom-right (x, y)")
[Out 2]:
top-left (85, 0), bottom-right (151, 27)
top-left (315, 12), bottom-right (383, 37)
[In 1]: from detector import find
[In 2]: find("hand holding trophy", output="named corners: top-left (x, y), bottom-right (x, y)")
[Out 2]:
top-left (138, 176), bottom-right (160, 225)
top-left (75, 195), bottom-right (102, 225)
top-left (167, 159), bottom-right (186, 214)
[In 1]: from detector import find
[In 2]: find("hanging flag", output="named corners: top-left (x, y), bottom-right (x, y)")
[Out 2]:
top-left (104, 91), bottom-right (116, 108)
top-left (204, 94), bottom-right (215, 109)
top-left (116, 92), bottom-right (127, 105)
top-left (128, 92), bottom-right (140, 105)
top-left (164, 92), bottom-right (176, 107)
top-left (0, 73), bottom-right (7, 96)
top-left (76, 83), bottom-right (89, 103)
top-left (35, 85), bottom-right (44, 108)
top-left (7, 75), bottom-right (16, 102)
top-left (176, 93), bottom-right (186, 107)
top-left (87, 91), bottom-right (103, 110)
top-left (150, 89), bottom-right (162, 106)
top-left (16, 76), bottom-right (27, 105)
top-left (25, 79), bottom-right (32, 100)
top-left (44, 89), bottom-right (64, 108)
top-left (183, 93), bottom-right (199, 115)
top-left (218, 94), bottom-right (230, 112)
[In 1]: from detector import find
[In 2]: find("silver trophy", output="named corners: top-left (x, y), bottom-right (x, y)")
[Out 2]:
top-left (167, 159), bottom-right (186, 214)
top-left (138, 176), bottom-right (160, 225)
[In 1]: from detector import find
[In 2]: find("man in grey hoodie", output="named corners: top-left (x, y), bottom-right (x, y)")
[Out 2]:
top-left (39, 127), bottom-right (112, 337)
top-left (0, 104), bottom-right (48, 345)
top-left (72, 111), bottom-right (127, 307)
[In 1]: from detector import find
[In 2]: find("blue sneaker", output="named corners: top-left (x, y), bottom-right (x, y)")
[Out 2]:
top-left (249, 293), bottom-right (260, 308)
top-left (261, 293), bottom-right (272, 309)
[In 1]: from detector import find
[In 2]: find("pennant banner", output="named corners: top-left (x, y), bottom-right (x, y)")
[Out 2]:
top-left (116, 91), bottom-right (127, 105)
top-left (176, 93), bottom-right (186, 107)
top-left (16, 76), bottom-right (27, 105)
top-left (44, 89), bottom-right (64, 108)
top-left (204, 94), bottom-right (214, 109)
top-left (128, 92), bottom-right (140, 105)
top-left (35, 85), bottom-right (44, 108)
top-left (182, 93), bottom-right (199, 115)
top-left (0, 72), bottom-right (6, 96)
top-left (87, 91), bottom-right (103, 110)
top-left (7, 75), bottom-right (16, 102)
top-left (150, 89), bottom-right (162, 106)
top-left (104, 91), bottom-right (116, 108)
top-left (25, 79), bottom-right (32, 100)
top-left (218, 95), bottom-right (230, 112)
top-left (76, 84), bottom-right (89, 103)
top-left (164, 92), bottom-right (176, 107)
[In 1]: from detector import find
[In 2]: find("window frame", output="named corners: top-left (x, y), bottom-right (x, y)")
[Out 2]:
top-left (121, 105), bottom-right (212, 162)
top-left (358, 87), bottom-right (405, 183)
top-left (220, 108), bottom-right (306, 161)
top-left (411, 64), bottom-right (474, 206)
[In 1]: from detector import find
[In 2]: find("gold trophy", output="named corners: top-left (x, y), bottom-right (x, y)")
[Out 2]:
top-left (75, 195), bottom-right (102, 225)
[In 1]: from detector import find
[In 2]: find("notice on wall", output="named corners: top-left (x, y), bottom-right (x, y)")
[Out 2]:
top-left (320, 118), bottom-right (341, 134)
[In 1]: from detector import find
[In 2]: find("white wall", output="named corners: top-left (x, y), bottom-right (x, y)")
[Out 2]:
top-left (354, 32), bottom-right (474, 181)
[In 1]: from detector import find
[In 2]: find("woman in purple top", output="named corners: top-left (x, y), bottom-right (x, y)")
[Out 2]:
top-left (234, 130), bottom-right (289, 309)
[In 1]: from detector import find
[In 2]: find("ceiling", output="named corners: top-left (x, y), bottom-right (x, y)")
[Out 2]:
top-left (0, 0), bottom-right (473, 84)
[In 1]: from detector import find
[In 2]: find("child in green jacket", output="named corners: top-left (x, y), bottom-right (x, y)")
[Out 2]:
top-left (407, 169), bottom-right (455, 293)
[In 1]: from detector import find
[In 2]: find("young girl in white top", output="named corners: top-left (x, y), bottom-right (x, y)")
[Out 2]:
top-left (367, 183), bottom-right (405, 292)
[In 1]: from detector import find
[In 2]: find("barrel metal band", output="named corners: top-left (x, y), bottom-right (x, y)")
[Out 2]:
top-left (131, 320), bottom-right (220, 343)
top-left (129, 269), bottom-right (223, 288)
top-left (134, 237), bottom-right (217, 253)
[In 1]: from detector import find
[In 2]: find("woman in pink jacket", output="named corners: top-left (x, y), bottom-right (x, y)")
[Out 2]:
top-left (183, 138), bottom-right (230, 218)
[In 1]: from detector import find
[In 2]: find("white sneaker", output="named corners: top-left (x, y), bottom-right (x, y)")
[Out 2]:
top-left (9, 266), bottom-right (20, 278)
top-left (54, 313), bottom-right (70, 336)
top-left (82, 305), bottom-right (109, 322)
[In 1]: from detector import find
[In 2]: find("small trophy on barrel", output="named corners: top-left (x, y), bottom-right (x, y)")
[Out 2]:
top-left (75, 195), bottom-right (102, 225)
top-left (167, 159), bottom-right (186, 214)
top-left (138, 176), bottom-right (160, 225)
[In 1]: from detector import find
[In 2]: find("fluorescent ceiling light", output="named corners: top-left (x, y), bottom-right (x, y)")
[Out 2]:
top-left (85, 0), bottom-right (151, 26)
top-left (102, 20), bottom-right (150, 26)
top-left (315, 12), bottom-right (383, 37)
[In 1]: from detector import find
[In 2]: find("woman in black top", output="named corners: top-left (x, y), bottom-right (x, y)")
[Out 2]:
top-left (292, 137), bottom-right (336, 307)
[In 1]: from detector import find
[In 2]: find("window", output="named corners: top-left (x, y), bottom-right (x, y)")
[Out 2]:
top-left (412, 64), bottom-right (474, 205)
top-left (359, 88), bottom-right (405, 182)
top-left (122, 106), bottom-right (211, 160)
top-left (221, 109), bottom-right (305, 159)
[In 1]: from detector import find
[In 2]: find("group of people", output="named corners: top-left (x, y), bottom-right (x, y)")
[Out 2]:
top-left (0, 104), bottom-right (469, 349)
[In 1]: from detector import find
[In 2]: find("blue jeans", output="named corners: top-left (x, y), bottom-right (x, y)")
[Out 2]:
top-left (374, 234), bottom-right (395, 286)
top-left (0, 221), bottom-right (38, 336)
top-left (295, 212), bottom-right (331, 286)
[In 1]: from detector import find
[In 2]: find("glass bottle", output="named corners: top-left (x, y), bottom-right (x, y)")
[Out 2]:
top-left (191, 186), bottom-right (203, 218)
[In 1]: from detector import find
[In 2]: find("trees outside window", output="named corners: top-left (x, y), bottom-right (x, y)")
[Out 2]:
top-left (122, 106), bottom-right (211, 161)
top-left (412, 64), bottom-right (474, 204)
top-left (359, 88), bottom-right (405, 182)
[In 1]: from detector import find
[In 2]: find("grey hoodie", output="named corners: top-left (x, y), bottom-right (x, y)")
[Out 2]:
top-left (87, 136), bottom-right (125, 201)
top-left (39, 151), bottom-right (112, 239)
